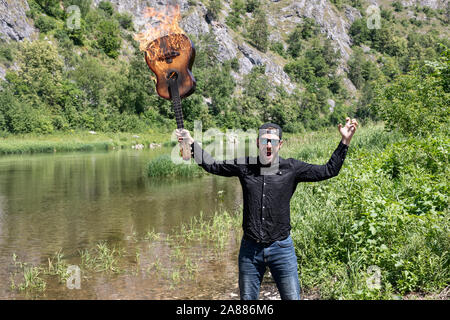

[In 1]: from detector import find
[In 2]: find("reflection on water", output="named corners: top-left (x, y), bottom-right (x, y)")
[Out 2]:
top-left (0, 148), bottom-right (243, 299)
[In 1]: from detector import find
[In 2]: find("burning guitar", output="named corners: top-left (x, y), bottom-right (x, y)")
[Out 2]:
top-left (135, 6), bottom-right (196, 160)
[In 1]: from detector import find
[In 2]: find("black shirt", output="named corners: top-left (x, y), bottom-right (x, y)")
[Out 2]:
top-left (191, 140), bottom-right (349, 244)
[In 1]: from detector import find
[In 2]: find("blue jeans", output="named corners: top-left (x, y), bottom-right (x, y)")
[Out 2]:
top-left (238, 235), bottom-right (301, 300)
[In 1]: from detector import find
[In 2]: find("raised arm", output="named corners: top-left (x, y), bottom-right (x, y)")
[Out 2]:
top-left (175, 129), bottom-right (241, 177)
top-left (294, 118), bottom-right (358, 182)
top-left (294, 141), bottom-right (348, 182)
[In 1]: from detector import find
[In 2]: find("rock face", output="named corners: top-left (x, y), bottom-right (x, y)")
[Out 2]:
top-left (279, 0), bottom-right (356, 61)
top-left (3, 0), bottom-right (445, 93)
top-left (0, 0), bottom-right (35, 41)
top-left (401, 0), bottom-right (448, 10)
top-left (92, 0), bottom-right (296, 92)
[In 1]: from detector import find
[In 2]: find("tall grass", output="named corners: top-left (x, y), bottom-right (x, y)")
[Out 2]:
top-left (0, 130), bottom-right (171, 155)
top-left (285, 123), bottom-right (449, 299)
top-left (147, 155), bottom-right (204, 178)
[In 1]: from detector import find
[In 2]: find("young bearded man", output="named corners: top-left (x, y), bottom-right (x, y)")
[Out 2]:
top-left (175, 117), bottom-right (358, 300)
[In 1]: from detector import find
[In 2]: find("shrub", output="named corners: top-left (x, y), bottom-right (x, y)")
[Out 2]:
top-left (95, 19), bottom-right (121, 58)
top-left (35, 15), bottom-right (57, 33)
top-left (248, 8), bottom-right (269, 52)
top-left (289, 127), bottom-right (449, 299)
top-left (373, 49), bottom-right (449, 137)
top-left (115, 12), bottom-right (134, 30)
top-left (98, 1), bottom-right (114, 16)
top-left (147, 155), bottom-right (204, 178)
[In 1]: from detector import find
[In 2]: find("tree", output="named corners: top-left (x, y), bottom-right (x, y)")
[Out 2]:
top-left (35, 14), bottom-right (57, 33)
top-left (287, 25), bottom-right (303, 58)
top-left (373, 49), bottom-right (449, 136)
top-left (95, 19), bottom-right (121, 58)
top-left (98, 1), bottom-right (114, 16)
top-left (248, 8), bottom-right (269, 52)
top-left (15, 40), bottom-right (64, 107)
top-left (207, 0), bottom-right (222, 21)
top-left (226, 0), bottom-right (246, 30)
top-left (348, 48), bottom-right (367, 89)
top-left (246, 0), bottom-right (260, 13)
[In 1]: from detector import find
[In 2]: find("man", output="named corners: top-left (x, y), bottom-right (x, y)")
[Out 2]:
top-left (175, 117), bottom-right (358, 300)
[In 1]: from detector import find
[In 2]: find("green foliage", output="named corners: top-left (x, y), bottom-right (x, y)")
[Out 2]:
top-left (348, 48), bottom-right (384, 89)
top-left (4, 0), bottom-right (448, 137)
top-left (373, 48), bottom-right (450, 137)
top-left (95, 19), bottom-right (121, 58)
top-left (98, 1), bottom-right (114, 16)
top-left (207, 0), bottom-right (222, 20)
top-left (247, 8), bottom-right (269, 52)
top-left (225, 0), bottom-right (246, 30)
top-left (392, 1), bottom-right (403, 12)
top-left (245, 0), bottom-right (260, 13)
top-left (0, 44), bottom-right (14, 62)
top-left (286, 18), bottom-right (319, 58)
top-left (287, 125), bottom-right (449, 299)
top-left (270, 41), bottom-right (286, 58)
top-left (330, 0), bottom-right (343, 10)
top-left (62, 0), bottom-right (92, 18)
top-left (284, 39), bottom-right (341, 94)
top-left (35, 14), bottom-right (57, 33)
top-left (115, 12), bottom-right (134, 31)
top-left (28, 0), bottom-right (64, 19)
top-left (147, 155), bottom-right (204, 178)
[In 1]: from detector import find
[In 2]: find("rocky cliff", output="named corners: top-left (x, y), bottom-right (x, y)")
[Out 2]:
top-left (0, 0), bottom-right (448, 91)
top-left (0, 0), bottom-right (35, 41)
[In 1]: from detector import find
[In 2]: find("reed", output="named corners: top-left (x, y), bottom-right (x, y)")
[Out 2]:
top-left (79, 242), bottom-right (124, 274)
top-left (10, 254), bottom-right (47, 292)
top-left (147, 154), bottom-right (204, 178)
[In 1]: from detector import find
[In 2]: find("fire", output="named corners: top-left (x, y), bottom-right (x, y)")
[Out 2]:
top-left (134, 5), bottom-right (187, 61)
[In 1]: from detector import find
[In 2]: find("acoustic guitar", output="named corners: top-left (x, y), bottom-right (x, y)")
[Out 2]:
top-left (144, 33), bottom-right (196, 160)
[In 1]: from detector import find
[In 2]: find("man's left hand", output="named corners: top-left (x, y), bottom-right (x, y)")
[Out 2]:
top-left (338, 117), bottom-right (358, 146)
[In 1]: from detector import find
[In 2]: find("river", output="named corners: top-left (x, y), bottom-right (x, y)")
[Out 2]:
top-left (0, 147), bottom-right (246, 299)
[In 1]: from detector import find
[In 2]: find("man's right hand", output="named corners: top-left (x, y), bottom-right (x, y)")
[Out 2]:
top-left (175, 129), bottom-right (194, 145)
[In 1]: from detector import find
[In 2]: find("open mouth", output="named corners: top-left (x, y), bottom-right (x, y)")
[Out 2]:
top-left (266, 150), bottom-right (272, 157)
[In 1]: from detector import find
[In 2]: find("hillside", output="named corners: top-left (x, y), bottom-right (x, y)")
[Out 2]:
top-left (0, 0), bottom-right (448, 134)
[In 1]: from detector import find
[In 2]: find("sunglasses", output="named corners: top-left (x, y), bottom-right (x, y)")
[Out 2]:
top-left (259, 138), bottom-right (280, 146)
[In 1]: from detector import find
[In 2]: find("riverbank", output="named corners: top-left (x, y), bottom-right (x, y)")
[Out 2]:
top-left (0, 130), bottom-right (173, 155)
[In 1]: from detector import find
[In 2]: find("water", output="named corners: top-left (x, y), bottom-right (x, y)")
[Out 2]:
top-left (0, 147), bottom-right (243, 299)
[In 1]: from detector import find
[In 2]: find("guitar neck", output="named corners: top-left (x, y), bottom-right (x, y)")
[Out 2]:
top-left (168, 78), bottom-right (184, 129)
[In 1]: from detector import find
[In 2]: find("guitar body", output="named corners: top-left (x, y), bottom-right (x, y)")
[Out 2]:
top-left (144, 33), bottom-right (196, 100)
top-left (144, 33), bottom-right (196, 159)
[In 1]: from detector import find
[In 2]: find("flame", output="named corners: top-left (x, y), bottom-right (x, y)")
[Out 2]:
top-left (134, 5), bottom-right (187, 61)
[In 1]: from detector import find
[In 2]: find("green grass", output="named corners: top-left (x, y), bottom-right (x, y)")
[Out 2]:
top-left (0, 130), bottom-right (172, 155)
top-left (79, 241), bottom-right (124, 274)
top-left (147, 154), bottom-right (205, 178)
top-left (285, 124), bottom-right (449, 299)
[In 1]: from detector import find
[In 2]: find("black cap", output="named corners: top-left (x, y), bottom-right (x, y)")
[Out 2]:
top-left (259, 123), bottom-right (282, 140)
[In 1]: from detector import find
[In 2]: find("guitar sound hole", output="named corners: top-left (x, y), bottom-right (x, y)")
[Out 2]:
top-left (167, 71), bottom-right (178, 81)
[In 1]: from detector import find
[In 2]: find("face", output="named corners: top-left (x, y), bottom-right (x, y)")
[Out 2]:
top-left (257, 130), bottom-right (283, 165)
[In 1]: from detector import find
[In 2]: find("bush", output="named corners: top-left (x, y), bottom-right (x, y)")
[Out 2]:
top-left (373, 49), bottom-right (449, 137)
top-left (115, 12), bottom-right (134, 30)
top-left (245, 0), bottom-right (260, 13)
top-left (289, 127), bottom-right (449, 299)
top-left (207, 0), bottom-right (222, 20)
top-left (95, 19), bottom-right (121, 58)
top-left (270, 41), bottom-right (286, 58)
top-left (147, 155), bottom-right (204, 178)
top-left (35, 15), bottom-right (57, 33)
top-left (247, 8), bottom-right (269, 52)
top-left (98, 1), bottom-right (114, 16)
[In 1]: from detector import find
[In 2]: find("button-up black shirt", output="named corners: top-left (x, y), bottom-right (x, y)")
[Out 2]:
top-left (191, 140), bottom-right (349, 244)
